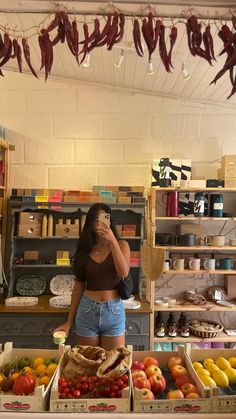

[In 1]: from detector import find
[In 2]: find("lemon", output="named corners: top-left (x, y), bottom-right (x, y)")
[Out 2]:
top-left (206, 363), bottom-right (220, 374)
top-left (203, 358), bottom-right (214, 369)
top-left (46, 363), bottom-right (58, 377)
top-left (228, 357), bottom-right (236, 368)
top-left (33, 357), bottom-right (45, 369)
top-left (39, 375), bottom-right (51, 387)
top-left (197, 368), bottom-right (211, 377)
top-left (36, 364), bottom-right (47, 377)
top-left (193, 362), bottom-right (204, 371)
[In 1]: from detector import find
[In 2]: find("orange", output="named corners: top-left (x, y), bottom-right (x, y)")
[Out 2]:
top-left (35, 364), bottom-right (47, 377)
top-left (39, 375), bottom-right (51, 387)
top-left (46, 363), bottom-right (58, 377)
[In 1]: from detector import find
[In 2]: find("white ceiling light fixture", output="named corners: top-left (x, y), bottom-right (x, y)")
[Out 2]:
top-left (114, 48), bottom-right (125, 68)
top-left (181, 63), bottom-right (191, 81)
top-left (147, 60), bottom-right (154, 76)
top-left (83, 53), bottom-right (91, 68)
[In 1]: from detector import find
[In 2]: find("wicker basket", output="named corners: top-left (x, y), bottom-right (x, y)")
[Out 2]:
top-left (189, 319), bottom-right (224, 338)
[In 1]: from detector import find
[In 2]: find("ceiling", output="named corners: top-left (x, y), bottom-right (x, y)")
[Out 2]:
top-left (1, 1), bottom-right (236, 105)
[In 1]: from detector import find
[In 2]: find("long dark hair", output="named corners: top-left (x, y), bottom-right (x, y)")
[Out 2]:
top-left (73, 203), bottom-right (119, 281)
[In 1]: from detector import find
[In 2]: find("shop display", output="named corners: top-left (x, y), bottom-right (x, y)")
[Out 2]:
top-left (49, 275), bottom-right (75, 295)
top-left (16, 275), bottom-right (46, 296)
top-left (4, 296), bottom-right (39, 306)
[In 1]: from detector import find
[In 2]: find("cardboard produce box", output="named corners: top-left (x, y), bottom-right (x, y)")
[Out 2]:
top-left (132, 348), bottom-right (211, 414)
top-left (185, 347), bottom-right (236, 413)
top-left (0, 342), bottom-right (65, 412)
top-left (50, 349), bottom-right (131, 413)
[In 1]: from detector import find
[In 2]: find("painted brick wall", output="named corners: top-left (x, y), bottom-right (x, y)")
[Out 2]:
top-left (1, 71), bottom-right (236, 333)
top-left (0, 71), bottom-right (235, 190)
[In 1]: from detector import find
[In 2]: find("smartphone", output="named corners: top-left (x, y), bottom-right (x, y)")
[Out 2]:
top-left (98, 213), bottom-right (110, 228)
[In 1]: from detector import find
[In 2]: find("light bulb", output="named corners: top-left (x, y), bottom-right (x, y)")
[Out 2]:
top-left (83, 53), bottom-right (91, 68)
top-left (181, 63), bottom-right (191, 81)
top-left (114, 49), bottom-right (125, 68)
top-left (147, 60), bottom-right (154, 75)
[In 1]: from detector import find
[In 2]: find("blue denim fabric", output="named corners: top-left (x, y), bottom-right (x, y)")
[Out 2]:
top-left (74, 295), bottom-right (125, 337)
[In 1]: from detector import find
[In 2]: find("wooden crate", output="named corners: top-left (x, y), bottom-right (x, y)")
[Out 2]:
top-left (0, 342), bottom-right (65, 412)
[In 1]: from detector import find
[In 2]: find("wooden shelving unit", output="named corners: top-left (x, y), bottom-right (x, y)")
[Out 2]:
top-left (147, 187), bottom-right (236, 350)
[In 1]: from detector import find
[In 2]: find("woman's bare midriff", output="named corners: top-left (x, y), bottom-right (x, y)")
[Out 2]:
top-left (83, 289), bottom-right (119, 301)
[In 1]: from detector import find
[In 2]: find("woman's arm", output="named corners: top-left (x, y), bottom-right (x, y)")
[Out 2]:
top-left (54, 280), bottom-right (85, 335)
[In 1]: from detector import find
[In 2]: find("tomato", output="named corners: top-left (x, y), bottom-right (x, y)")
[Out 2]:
top-left (12, 373), bottom-right (36, 395)
top-left (121, 374), bottom-right (129, 383)
top-left (115, 378), bottom-right (124, 388)
top-left (73, 389), bottom-right (81, 398)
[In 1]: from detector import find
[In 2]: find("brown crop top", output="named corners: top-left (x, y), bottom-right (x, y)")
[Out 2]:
top-left (84, 252), bottom-right (120, 291)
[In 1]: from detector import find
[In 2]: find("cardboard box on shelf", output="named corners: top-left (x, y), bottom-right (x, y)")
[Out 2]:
top-left (18, 224), bottom-right (41, 237)
top-left (0, 342), bottom-right (65, 412)
top-left (225, 275), bottom-right (236, 299)
top-left (220, 166), bottom-right (236, 178)
top-left (132, 348), bottom-right (211, 414)
top-left (55, 224), bottom-right (79, 237)
top-left (221, 155), bottom-right (236, 168)
top-left (224, 178), bottom-right (236, 188)
top-left (185, 347), bottom-right (236, 413)
top-left (19, 212), bottom-right (43, 224)
top-left (50, 351), bottom-right (131, 413)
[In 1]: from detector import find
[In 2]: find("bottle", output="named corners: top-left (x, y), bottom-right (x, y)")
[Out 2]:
top-left (180, 314), bottom-right (190, 337)
top-left (210, 194), bottom-right (224, 217)
top-left (178, 312), bottom-right (184, 334)
top-left (194, 192), bottom-right (205, 217)
top-left (41, 214), bottom-right (48, 237)
top-left (167, 313), bottom-right (177, 337)
top-left (155, 312), bottom-right (165, 338)
top-left (48, 214), bottom-right (53, 237)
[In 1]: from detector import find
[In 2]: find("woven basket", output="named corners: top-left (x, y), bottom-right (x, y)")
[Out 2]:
top-left (140, 244), bottom-right (165, 281)
top-left (189, 319), bottom-right (224, 338)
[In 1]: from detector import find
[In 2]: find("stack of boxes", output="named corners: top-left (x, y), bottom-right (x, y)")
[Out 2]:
top-left (17, 212), bottom-right (42, 237)
top-left (11, 186), bottom-right (145, 204)
top-left (218, 155), bottom-right (236, 187)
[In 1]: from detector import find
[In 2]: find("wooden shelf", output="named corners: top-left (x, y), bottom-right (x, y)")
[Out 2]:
top-left (155, 216), bottom-right (235, 220)
top-left (154, 245), bottom-right (236, 250)
top-left (163, 269), bottom-right (236, 275)
top-left (153, 333), bottom-right (236, 343)
top-left (12, 264), bottom-right (72, 269)
top-left (152, 187), bottom-right (236, 192)
top-left (14, 235), bottom-right (142, 240)
top-left (154, 301), bottom-right (236, 312)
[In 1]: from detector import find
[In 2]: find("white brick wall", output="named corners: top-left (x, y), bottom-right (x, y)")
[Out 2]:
top-left (0, 71), bottom-right (234, 189)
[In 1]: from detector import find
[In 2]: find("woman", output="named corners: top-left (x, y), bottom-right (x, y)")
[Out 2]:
top-left (54, 203), bottom-right (130, 350)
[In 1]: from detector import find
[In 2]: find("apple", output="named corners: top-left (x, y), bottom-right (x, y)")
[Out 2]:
top-left (145, 365), bottom-right (162, 378)
top-left (167, 389), bottom-right (184, 399)
top-left (168, 356), bottom-right (183, 371)
top-left (149, 374), bottom-right (166, 394)
top-left (131, 370), bottom-right (147, 380)
top-left (133, 377), bottom-right (151, 390)
top-left (131, 360), bottom-right (145, 371)
top-left (181, 383), bottom-right (198, 396)
top-left (175, 375), bottom-right (192, 389)
top-left (171, 365), bottom-right (188, 380)
top-left (143, 356), bottom-right (159, 369)
top-left (185, 392), bottom-right (200, 399)
top-left (141, 388), bottom-right (155, 400)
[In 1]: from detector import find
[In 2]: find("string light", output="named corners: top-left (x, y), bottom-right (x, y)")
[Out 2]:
top-left (83, 53), bottom-right (91, 68)
top-left (146, 60), bottom-right (154, 75)
top-left (114, 48), bottom-right (125, 68)
top-left (181, 63), bottom-right (191, 81)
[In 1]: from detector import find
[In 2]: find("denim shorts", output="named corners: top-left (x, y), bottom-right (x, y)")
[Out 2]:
top-left (74, 295), bottom-right (126, 337)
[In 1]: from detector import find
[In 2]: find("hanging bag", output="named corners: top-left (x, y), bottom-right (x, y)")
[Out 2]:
top-left (118, 272), bottom-right (133, 300)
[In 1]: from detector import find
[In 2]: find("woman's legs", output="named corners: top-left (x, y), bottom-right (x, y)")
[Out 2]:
top-left (100, 334), bottom-right (125, 350)
top-left (77, 335), bottom-right (100, 347)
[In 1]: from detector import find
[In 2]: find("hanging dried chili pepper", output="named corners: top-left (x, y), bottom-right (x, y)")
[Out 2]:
top-left (87, 19), bottom-right (101, 53)
top-left (80, 23), bottom-right (89, 65)
top-left (186, 15), bottom-right (212, 65)
top-left (0, 36), bottom-right (12, 67)
top-left (46, 12), bottom-right (61, 33)
top-left (93, 13), bottom-right (112, 48)
top-left (113, 13), bottom-right (125, 45)
top-left (167, 25), bottom-right (177, 68)
top-left (72, 19), bottom-right (79, 63)
top-left (133, 19), bottom-right (144, 57)
top-left (22, 37), bottom-right (38, 79)
top-left (107, 12), bottom-right (119, 50)
top-left (40, 29), bottom-right (53, 80)
top-left (232, 16), bottom-right (236, 31)
top-left (159, 23), bottom-right (170, 72)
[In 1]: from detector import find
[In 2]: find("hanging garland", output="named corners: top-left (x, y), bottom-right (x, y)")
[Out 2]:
top-left (0, 7), bottom-right (236, 98)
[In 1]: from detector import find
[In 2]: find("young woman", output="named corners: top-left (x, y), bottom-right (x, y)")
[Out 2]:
top-left (54, 203), bottom-right (130, 350)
